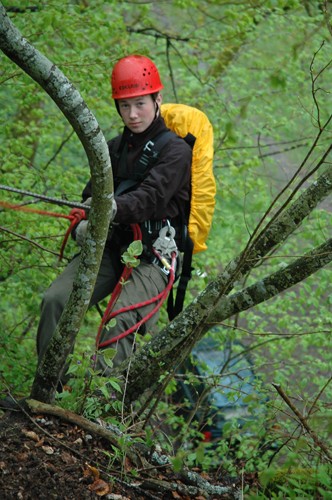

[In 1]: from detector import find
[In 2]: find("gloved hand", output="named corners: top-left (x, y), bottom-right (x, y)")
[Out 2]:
top-left (109, 196), bottom-right (117, 222)
top-left (107, 197), bottom-right (117, 241)
top-left (75, 197), bottom-right (117, 247)
top-left (75, 219), bottom-right (89, 247)
top-left (73, 197), bottom-right (91, 247)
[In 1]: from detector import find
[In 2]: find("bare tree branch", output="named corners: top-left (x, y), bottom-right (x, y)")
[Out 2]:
top-left (272, 383), bottom-right (332, 462)
top-left (0, 225), bottom-right (60, 257)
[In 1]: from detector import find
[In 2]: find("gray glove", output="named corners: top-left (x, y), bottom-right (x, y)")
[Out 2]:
top-left (74, 197), bottom-right (91, 247)
top-left (109, 196), bottom-right (117, 221)
top-left (75, 197), bottom-right (117, 247)
top-left (75, 219), bottom-right (89, 247)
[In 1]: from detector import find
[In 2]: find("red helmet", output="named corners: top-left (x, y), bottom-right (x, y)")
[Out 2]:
top-left (111, 55), bottom-right (163, 99)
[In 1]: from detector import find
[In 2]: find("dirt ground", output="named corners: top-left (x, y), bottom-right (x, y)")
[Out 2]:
top-left (0, 408), bottom-right (254, 500)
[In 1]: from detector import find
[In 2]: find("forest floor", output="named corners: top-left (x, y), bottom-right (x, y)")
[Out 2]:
top-left (0, 406), bottom-right (259, 500)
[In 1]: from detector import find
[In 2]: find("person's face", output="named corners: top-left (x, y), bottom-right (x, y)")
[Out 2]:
top-left (117, 93), bottom-right (162, 133)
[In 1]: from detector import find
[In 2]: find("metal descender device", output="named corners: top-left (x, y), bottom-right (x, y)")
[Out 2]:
top-left (152, 224), bottom-right (178, 273)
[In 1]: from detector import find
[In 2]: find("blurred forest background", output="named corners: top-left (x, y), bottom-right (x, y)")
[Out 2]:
top-left (0, 1), bottom-right (331, 496)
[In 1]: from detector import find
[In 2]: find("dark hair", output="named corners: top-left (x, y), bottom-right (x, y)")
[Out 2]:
top-left (114, 92), bottom-right (160, 115)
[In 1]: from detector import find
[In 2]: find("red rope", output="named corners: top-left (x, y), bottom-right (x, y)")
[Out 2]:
top-left (0, 200), bottom-right (86, 259)
top-left (2, 199), bottom-right (175, 345)
top-left (0, 200), bottom-right (74, 219)
top-left (95, 223), bottom-right (142, 348)
top-left (59, 208), bottom-right (87, 260)
top-left (96, 250), bottom-right (177, 349)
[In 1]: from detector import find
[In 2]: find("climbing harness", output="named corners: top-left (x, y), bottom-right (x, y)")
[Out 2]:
top-left (96, 223), bottom-right (178, 349)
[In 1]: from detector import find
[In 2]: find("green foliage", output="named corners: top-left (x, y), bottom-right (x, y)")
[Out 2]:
top-left (1, 1), bottom-right (331, 493)
top-left (121, 240), bottom-right (143, 268)
top-left (256, 464), bottom-right (332, 499)
top-left (57, 349), bottom-right (123, 418)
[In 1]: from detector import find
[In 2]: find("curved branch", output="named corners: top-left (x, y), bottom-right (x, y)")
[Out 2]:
top-left (0, 3), bottom-right (114, 403)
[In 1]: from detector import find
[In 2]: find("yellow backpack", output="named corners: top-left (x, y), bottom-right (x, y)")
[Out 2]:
top-left (113, 103), bottom-right (216, 319)
top-left (161, 103), bottom-right (216, 254)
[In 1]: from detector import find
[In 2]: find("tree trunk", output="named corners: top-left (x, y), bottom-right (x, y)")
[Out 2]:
top-left (0, 4), bottom-right (114, 403)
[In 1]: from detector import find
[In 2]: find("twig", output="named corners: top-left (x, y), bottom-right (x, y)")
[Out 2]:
top-left (41, 129), bottom-right (75, 172)
top-left (0, 225), bottom-right (60, 257)
top-left (307, 375), bottom-right (332, 419)
top-left (126, 26), bottom-right (189, 43)
top-left (272, 383), bottom-right (332, 462)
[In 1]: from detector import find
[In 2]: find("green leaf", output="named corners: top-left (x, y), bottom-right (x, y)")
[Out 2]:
top-left (108, 379), bottom-right (122, 393)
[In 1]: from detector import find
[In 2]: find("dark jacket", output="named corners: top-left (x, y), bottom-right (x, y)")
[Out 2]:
top-left (82, 115), bottom-right (192, 247)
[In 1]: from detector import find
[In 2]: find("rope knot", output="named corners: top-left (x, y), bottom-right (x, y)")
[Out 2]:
top-left (69, 208), bottom-right (86, 224)
top-left (59, 208), bottom-right (87, 261)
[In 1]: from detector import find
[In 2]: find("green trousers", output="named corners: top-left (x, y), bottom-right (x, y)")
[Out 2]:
top-left (36, 247), bottom-right (168, 377)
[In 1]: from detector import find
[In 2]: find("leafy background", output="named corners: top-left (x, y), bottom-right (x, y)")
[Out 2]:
top-left (0, 0), bottom-right (331, 495)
